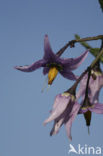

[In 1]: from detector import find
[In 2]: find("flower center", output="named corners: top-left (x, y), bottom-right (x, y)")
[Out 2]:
top-left (46, 63), bottom-right (63, 71)
top-left (48, 67), bottom-right (58, 85)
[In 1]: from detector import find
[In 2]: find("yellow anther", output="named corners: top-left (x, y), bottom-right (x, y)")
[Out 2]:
top-left (91, 70), bottom-right (102, 76)
top-left (48, 67), bottom-right (58, 85)
top-left (82, 105), bottom-right (94, 110)
top-left (62, 93), bottom-right (75, 101)
top-left (62, 93), bottom-right (70, 97)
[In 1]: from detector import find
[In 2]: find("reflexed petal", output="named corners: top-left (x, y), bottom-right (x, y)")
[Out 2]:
top-left (89, 76), bottom-right (101, 103)
top-left (60, 70), bottom-right (78, 80)
top-left (43, 94), bottom-right (70, 125)
top-left (90, 90), bottom-right (100, 104)
top-left (52, 95), bottom-right (62, 110)
top-left (15, 59), bottom-right (46, 72)
top-left (43, 35), bottom-right (55, 60)
top-left (76, 74), bottom-right (87, 99)
top-left (76, 88), bottom-right (85, 100)
top-left (49, 95), bottom-right (62, 114)
top-left (50, 118), bottom-right (64, 136)
top-left (94, 103), bottom-right (103, 109)
top-left (65, 120), bottom-right (72, 140)
top-left (62, 50), bottom-right (88, 70)
top-left (89, 108), bottom-right (103, 114)
top-left (65, 103), bottom-right (80, 140)
top-left (88, 72), bottom-right (103, 103)
top-left (69, 102), bottom-right (81, 116)
top-left (89, 103), bottom-right (103, 114)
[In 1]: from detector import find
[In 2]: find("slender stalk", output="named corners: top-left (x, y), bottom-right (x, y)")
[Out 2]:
top-left (56, 35), bottom-right (103, 57)
top-left (73, 35), bottom-right (103, 43)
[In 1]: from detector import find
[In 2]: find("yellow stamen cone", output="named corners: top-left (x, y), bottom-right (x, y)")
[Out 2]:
top-left (48, 67), bottom-right (58, 85)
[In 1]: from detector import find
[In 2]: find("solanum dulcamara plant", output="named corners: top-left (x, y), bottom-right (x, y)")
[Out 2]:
top-left (15, 34), bottom-right (103, 140)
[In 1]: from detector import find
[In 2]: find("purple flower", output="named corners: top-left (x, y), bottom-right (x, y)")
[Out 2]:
top-left (15, 35), bottom-right (88, 85)
top-left (76, 70), bottom-right (103, 103)
top-left (76, 70), bottom-right (103, 132)
top-left (43, 92), bottom-right (80, 140)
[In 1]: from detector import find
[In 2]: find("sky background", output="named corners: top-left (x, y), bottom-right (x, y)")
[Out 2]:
top-left (0, 0), bottom-right (103, 156)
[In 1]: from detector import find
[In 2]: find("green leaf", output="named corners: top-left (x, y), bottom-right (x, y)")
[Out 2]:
top-left (75, 34), bottom-right (103, 64)
top-left (98, 0), bottom-right (103, 12)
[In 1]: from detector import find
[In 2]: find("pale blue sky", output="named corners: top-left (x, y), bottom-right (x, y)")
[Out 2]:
top-left (0, 0), bottom-right (103, 156)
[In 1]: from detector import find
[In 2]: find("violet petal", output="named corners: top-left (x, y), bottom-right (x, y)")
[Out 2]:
top-left (50, 118), bottom-right (64, 136)
top-left (89, 103), bottom-right (103, 114)
top-left (43, 94), bottom-right (70, 125)
top-left (43, 35), bottom-right (56, 61)
top-left (65, 102), bottom-right (80, 140)
top-left (62, 50), bottom-right (88, 70)
top-left (15, 59), bottom-right (46, 72)
top-left (60, 70), bottom-right (78, 80)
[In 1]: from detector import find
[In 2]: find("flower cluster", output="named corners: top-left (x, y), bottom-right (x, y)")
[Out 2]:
top-left (15, 35), bottom-right (103, 140)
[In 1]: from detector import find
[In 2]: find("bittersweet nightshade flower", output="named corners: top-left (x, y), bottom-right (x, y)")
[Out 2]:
top-left (77, 69), bottom-right (103, 132)
top-left (15, 35), bottom-right (88, 85)
top-left (43, 92), bottom-right (80, 140)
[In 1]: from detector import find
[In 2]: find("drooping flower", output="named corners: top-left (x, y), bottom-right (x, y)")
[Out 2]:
top-left (77, 69), bottom-right (103, 131)
top-left (43, 92), bottom-right (80, 140)
top-left (15, 35), bottom-right (88, 85)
